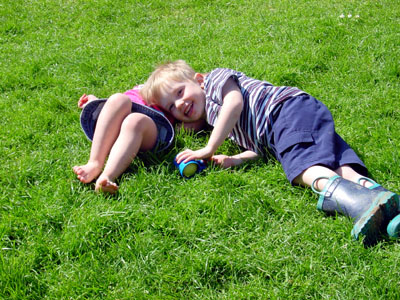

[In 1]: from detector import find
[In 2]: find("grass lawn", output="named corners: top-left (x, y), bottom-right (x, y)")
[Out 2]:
top-left (1, 0), bottom-right (400, 299)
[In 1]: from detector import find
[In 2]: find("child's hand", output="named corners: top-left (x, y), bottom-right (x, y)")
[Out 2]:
top-left (211, 154), bottom-right (242, 168)
top-left (78, 94), bottom-right (89, 108)
top-left (211, 151), bottom-right (259, 168)
top-left (78, 94), bottom-right (98, 109)
top-left (176, 146), bottom-right (214, 163)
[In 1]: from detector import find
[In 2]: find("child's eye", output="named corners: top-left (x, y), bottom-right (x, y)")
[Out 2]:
top-left (177, 89), bottom-right (183, 96)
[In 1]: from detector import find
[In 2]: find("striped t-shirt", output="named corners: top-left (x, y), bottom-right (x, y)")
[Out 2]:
top-left (204, 68), bottom-right (305, 155)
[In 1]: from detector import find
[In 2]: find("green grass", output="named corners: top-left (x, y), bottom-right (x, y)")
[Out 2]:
top-left (1, 0), bottom-right (400, 298)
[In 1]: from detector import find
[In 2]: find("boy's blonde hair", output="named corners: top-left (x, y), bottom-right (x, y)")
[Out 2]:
top-left (140, 60), bottom-right (196, 105)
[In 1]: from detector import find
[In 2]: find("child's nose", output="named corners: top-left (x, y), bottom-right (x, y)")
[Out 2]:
top-left (176, 99), bottom-right (185, 111)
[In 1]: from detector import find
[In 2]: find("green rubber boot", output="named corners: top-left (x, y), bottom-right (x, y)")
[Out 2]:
top-left (314, 175), bottom-right (398, 246)
top-left (359, 177), bottom-right (400, 238)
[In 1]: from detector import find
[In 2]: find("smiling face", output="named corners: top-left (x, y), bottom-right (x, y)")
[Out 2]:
top-left (158, 77), bottom-right (206, 123)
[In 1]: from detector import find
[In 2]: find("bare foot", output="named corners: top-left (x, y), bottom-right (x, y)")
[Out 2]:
top-left (73, 161), bottom-right (102, 183)
top-left (78, 94), bottom-right (99, 109)
top-left (95, 175), bottom-right (119, 194)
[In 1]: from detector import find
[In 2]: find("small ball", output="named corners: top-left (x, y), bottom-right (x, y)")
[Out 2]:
top-left (182, 163), bottom-right (198, 177)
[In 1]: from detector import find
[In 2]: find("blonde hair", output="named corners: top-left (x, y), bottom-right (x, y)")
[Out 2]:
top-left (140, 60), bottom-right (196, 105)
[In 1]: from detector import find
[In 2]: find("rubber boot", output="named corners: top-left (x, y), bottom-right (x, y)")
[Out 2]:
top-left (359, 177), bottom-right (400, 238)
top-left (314, 175), bottom-right (398, 246)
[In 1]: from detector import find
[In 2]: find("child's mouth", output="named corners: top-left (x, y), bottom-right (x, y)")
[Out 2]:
top-left (184, 103), bottom-right (193, 117)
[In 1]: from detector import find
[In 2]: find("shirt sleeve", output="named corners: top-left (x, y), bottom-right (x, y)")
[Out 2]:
top-left (204, 68), bottom-right (240, 126)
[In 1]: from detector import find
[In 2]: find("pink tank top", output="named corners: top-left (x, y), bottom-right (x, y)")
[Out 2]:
top-left (124, 86), bottom-right (175, 125)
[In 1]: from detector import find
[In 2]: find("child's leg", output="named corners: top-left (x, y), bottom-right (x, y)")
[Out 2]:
top-left (334, 164), bottom-right (373, 188)
top-left (73, 93), bottom-right (132, 183)
top-left (296, 164), bottom-right (399, 245)
top-left (293, 165), bottom-right (338, 191)
top-left (95, 113), bottom-right (157, 193)
top-left (293, 164), bottom-right (373, 191)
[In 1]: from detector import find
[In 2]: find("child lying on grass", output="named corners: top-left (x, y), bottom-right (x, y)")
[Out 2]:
top-left (139, 60), bottom-right (400, 246)
top-left (73, 86), bottom-right (203, 194)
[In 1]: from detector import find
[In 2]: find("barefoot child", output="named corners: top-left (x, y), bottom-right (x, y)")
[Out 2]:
top-left (139, 60), bottom-right (400, 245)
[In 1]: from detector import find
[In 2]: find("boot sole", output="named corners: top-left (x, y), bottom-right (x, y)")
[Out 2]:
top-left (387, 214), bottom-right (400, 238)
top-left (351, 191), bottom-right (398, 246)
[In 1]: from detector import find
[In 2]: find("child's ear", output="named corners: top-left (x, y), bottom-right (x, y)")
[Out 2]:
top-left (194, 73), bottom-right (204, 86)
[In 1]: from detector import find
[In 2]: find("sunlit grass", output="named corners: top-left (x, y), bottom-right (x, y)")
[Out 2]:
top-left (1, 0), bottom-right (400, 299)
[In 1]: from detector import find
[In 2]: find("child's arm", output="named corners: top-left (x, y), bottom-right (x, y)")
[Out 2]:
top-left (212, 150), bottom-right (259, 168)
top-left (176, 77), bottom-right (243, 163)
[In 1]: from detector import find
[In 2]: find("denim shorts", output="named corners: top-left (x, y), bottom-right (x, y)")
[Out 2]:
top-left (267, 94), bottom-right (368, 183)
